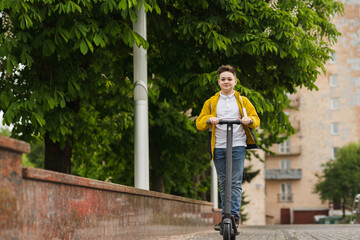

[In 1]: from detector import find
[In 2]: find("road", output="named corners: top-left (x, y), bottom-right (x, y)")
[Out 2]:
top-left (158, 224), bottom-right (360, 240)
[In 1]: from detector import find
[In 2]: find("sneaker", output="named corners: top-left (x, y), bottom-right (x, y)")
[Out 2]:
top-left (233, 215), bottom-right (240, 235)
top-left (233, 215), bottom-right (240, 228)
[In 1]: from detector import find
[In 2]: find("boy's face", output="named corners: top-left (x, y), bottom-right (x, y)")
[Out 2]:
top-left (218, 71), bottom-right (237, 93)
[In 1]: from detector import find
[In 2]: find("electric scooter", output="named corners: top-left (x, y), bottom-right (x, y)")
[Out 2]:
top-left (207, 119), bottom-right (252, 240)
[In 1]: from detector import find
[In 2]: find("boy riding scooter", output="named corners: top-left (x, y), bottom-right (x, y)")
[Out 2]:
top-left (196, 65), bottom-right (260, 236)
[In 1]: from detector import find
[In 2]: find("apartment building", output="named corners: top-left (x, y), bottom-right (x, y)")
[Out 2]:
top-left (244, 1), bottom-right (360, 225)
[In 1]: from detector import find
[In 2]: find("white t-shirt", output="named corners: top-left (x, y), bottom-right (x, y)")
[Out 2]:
top-left (215, 92), bottom-right (247, 148)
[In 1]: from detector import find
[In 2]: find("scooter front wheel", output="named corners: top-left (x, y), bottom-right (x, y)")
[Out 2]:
top-left (223, 223), bottom-right (231, 240)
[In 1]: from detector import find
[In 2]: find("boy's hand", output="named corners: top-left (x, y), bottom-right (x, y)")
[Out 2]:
top-left (241, 117), bottom-right (252, 126)
top-left (208, 117), bottom-right (219, 125)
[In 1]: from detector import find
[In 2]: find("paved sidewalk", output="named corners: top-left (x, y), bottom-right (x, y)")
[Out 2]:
top-left (163, 224), bottom-right (360, 240)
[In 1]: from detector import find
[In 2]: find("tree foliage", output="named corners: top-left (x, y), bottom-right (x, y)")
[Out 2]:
top-left (0, 0), bottom-right (344, 202)
top-left (147, 0), bottom-right (343, 151)
top-left (144, 0), bottom-right (343, 194)
top-left (0, 0), bottom-right (158, 172)
top-left (314, 142), bottom-right (360, 218)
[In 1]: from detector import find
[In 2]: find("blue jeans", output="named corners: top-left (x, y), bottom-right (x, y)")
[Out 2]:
top-left (214, 146), bottom-right (246, 217)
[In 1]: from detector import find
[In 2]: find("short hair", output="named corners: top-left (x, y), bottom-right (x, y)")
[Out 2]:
top-left (217, 65), bottom-right (236, 77)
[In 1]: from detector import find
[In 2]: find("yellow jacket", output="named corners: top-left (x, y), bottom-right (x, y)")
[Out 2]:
top-left (196, 91), bottom-right (260, 160)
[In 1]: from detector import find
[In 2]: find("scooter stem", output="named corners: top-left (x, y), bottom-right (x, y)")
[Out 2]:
top-left (224, 123), bottom-right (233, 219)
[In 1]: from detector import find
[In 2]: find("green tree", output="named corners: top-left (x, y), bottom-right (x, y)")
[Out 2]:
top-left (1, 0), bottom-right (344, 202)
top-left (144, 0), bottom-right (343, 192)
top-left (314, 142), bottom-right (360, 218)
top-left (0, 0), bottom-right (157, 173)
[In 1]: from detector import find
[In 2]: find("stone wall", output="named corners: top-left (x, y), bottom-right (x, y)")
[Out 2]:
top-left (0, 135), bottom-right (221, 240)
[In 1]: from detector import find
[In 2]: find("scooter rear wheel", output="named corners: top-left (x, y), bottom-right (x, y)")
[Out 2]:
top-left (223, 223), bottom-right (231, 240)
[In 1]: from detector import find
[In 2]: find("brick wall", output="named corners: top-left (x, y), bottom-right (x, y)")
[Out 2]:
top-left (0, 135), bottom-right (221, 240)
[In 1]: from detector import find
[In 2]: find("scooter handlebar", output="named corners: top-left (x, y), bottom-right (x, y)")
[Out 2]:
top-left (206, 119), bottom-right (253, 125)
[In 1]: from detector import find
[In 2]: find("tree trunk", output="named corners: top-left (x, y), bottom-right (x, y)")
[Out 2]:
top-left (150, 141), bottom-right (164, 193)
top-left (44, 132), bottom-right (72, 174)
top-left (152, 168), bottom-right (164, 193)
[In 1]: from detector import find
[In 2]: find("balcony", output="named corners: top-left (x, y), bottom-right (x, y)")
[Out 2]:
top-left (265, 169), bottom-right (302, 180)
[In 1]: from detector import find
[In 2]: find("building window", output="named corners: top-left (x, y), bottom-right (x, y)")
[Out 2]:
top-left (280, 183), bottom-right (292, 202)
top-left (330, 98), bottom-right (339, 110)
top-left (279, 139), bottom-right (290, 154)
top-left (332, 147), bottom-right (339, 159)
top-left (280, 159), bottom-right (291, 170)
top-left (331, 123), bottom-right (339, 135)
top-left (330, 74), bottom-right (338, 87)
top-left (329, 52), bottom-right (337, 64)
